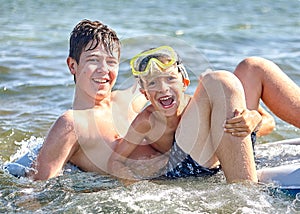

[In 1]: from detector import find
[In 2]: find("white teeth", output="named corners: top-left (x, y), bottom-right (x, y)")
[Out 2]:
top-left (93, 78), bottom-right (108, 83)
top-left (160, 96), bottom-right (172, 101)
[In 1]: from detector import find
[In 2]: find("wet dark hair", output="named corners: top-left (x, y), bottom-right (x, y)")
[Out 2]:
top-left (68, 19), bottom-right (120, 82)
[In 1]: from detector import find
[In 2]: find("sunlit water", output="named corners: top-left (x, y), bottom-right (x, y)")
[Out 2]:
top-left (1, 0), bottom-right (300, 213)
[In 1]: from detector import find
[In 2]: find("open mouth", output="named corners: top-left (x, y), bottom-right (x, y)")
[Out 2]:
top-left (159, 95), bottom-right (175, 108)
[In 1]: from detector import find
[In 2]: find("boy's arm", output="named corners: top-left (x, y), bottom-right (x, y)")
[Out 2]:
top-left (29, 111), bottom-right (78, 180)
top-left (255, 105), bottom-right (275, 136)
top-left (224, 105), bottom-right (275, 137)
top-left (108, 112), bottom-right (151, 181)
top-left (108, 138), bottom-right (141, 181)
top-left (111, 88), bottom-right (148, 136)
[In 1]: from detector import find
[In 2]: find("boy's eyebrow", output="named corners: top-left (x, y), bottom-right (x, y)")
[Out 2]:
top-left (85, 53), bottom-right (117, 59)
top-left (86, 53), bottom-right (101, 58)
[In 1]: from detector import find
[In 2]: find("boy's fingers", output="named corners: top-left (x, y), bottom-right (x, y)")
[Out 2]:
top-left (225, 128), bottom-right (250, 137)
top-left (225, 116), bottom-right (243, 124)
top-left (224, 125), bottom-right (251, 133)
top-left (224, 127), bottom-right (247, 133)
top-left (224, 122), bottom-right (247, 129)
top-left (231, 131), bottom-right (249, 137)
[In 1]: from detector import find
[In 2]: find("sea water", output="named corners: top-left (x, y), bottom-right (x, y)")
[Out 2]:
top-left (0, 0), bottom-right (300, 213)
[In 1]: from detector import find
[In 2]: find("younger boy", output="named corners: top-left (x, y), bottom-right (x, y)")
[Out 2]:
top-left (108, 46), bottom-right (259, 182)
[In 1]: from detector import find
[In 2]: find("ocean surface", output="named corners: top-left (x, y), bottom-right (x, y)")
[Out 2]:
top-left (0, 0), bottom-right (300, 213)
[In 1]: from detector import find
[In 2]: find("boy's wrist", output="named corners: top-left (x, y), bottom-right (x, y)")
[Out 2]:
top-left (253, 110), bottom-right (262, 133)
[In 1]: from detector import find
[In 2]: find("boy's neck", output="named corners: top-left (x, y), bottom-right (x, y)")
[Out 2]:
top-left (178, 94), bottom-right (191, 115)
top-left (73, 92), bottom-right (112, 110)
top-left (153, 107), bottom-right (182, 130)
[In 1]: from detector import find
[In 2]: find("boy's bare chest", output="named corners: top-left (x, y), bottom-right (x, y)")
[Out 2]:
top-left (149, 127), bottom-right (176, 153)
top-left (74, 110), bottom-right (120, 143)
top-left (92, 112), bottom-right (120, 141)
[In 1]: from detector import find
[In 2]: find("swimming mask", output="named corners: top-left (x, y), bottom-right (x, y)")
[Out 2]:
top-left (130, 46), bottom-right (190, 86)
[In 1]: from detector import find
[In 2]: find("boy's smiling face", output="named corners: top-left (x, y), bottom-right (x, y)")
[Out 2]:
top-left (140, 64), bottom-right (187, 117)
top-left (75, 41), bottom-right (119, 102)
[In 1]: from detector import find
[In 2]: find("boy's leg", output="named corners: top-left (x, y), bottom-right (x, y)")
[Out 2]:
top-left (234, 57), bottom-right (300, 128)
top-left (176, 70), bottom-right (257, 183)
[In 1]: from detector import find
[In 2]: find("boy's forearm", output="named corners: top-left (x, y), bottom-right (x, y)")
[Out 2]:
top-left (256, 115), bottom-right (275, 137)
top-left (256, 106), bottom-right (275, 137)
top-left (109, 159), bottom-right (139, 181)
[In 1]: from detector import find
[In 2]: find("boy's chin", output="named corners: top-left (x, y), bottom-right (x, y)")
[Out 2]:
top-left (95, 89), bottom-right (111, 99)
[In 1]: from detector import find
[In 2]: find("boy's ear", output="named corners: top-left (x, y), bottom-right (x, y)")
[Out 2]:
top-left (67, 57), bottom-right (77, 75)
top-left (182, 79), bottom-right (190, 91)
top-left (139, 88), bottom-right (149, 100)
top-left (183, 79), bottom-right (190, 87)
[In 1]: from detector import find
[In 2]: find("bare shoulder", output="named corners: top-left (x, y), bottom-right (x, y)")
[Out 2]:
top-left (58, 110), bottom-right (75, 126)
top-left (49, 110), bottom-right (76, 135)
top-left (42, 110), bottom-right (78, 148)
top-left (130, 105), bottom-right (154, 132)
top-left (60, 109), bottom-right (96, 133)
top-left (138, 105), bottom-right (155, 119)
top-left (112, 88), bottom-right (148, 113)
top-left (61, 110), bottom-right (75, 120)
top-left (47, 109), bottom-right (95, 140)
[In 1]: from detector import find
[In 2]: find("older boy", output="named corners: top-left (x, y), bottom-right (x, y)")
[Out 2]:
top-left (29, 19), bottom-right (155, 180)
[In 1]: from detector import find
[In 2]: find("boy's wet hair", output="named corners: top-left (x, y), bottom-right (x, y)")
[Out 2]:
top-left (69, 19), bottom-right (120, 64)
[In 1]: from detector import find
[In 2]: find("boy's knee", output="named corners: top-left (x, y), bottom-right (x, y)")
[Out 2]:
top-left (236, 56), bottom-right (271, 74)
top-left (241, 56), bottom-right (267, 66)
top-left (201, 70), bottom-right (240, 86)
top-left (201, 70), bottom-right (230, 82)
top-left (200, 70), bottom-right (244, 96)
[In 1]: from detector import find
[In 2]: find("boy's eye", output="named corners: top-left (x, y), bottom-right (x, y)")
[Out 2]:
top-left (107, 59), bottom-right (118, 67)
top-left (87, 58), bottom-right (98, 62)
top-left (168, 76), bottom-right (178, 82)
top-left (147, 81), bottom-right (156, 87)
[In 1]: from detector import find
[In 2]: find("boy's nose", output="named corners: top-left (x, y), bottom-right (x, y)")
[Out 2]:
top-left (97, 63), bottom-right (109, 74)
top-left (158, 81), bottom-right (170, 92)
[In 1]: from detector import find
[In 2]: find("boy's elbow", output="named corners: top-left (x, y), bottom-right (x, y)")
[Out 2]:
top-left (269, 117), bottom-right (276, 132)
top-left (265, 116), bottom-right (276, 135)
top-left (257, 117), bottom-right (276, 137)
top-left (268, 118), bottom-right (276, 134)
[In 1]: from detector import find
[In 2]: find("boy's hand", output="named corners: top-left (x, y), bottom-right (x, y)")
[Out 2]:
top-left (127, 153), bottom-right (168, 178)
top-left (224, 109), bottom-right (262, 137)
